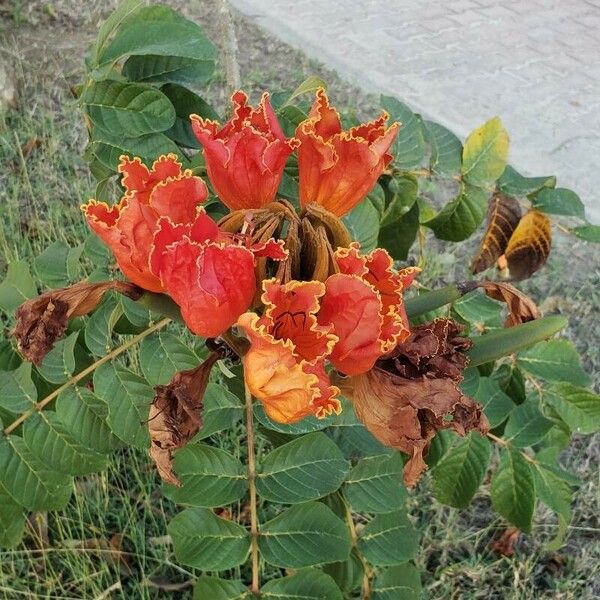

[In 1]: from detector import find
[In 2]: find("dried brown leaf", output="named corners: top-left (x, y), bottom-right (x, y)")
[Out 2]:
top-left (471, 193), bottom-right (522, 274)
top-left (503, 209), bottom-right (552, 280)
top-left (477, 281), bottom-right (540, 327)
top-left (13, 280), bottom-right (141, 365)
top-left (489, 527), bottom-right (520, 557)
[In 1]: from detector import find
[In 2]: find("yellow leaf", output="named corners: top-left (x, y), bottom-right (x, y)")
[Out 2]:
top-left (462, 117), bottom-right (509, 186)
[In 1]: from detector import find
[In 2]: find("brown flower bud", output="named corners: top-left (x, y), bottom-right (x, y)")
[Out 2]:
top-left (343, 318), bottom-right (489, 487)
top-left (13, 280), bottom-right (141, 366)
top-left (148, 338), bottom-right (237, 486)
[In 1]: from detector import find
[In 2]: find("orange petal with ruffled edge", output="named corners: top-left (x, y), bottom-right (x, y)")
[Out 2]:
top-left (261, 279), bottom-right (337, 363)
top-left (82, 198), bottom-right (164, 292)
top-left (191, 91), bottom-right (298, 211)
top-left (237, 312), bottom-right (339, 424)
top-left (159, 239), bottom-right (257, 338)
top-left (149, 172), bottom-right (208, 223)
top-left (118, 154), bottom-right (182, 203)
top-left (318, 273), bottom-right (384, 376)
top-left (296, 88), bottom-right (399, 217)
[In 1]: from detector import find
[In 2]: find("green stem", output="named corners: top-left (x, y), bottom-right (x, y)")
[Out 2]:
top-left (467, 315), bottom-right (568, 367)
top-left (404, 285), bottom-right (464, 319)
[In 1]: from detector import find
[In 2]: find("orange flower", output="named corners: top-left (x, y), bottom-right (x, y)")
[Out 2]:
top-left (191, 91), bottom-right (299, 211)
top-left (82, 154), bottom-right (207, 292)
top-left (296, 88), bottom-right (399, 217)
top-left (318, 244), bottom-right (419, 376)
top-left (237, 279), bottom-right (341, 424)
top-left (150, 213), bottom-right (287, 338)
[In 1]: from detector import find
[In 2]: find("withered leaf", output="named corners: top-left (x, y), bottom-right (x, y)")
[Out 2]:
top-left (148, 353), bottom-right (219, 486)
top-left (489, 527), bottom-right (520, 557)
top-left (471, 193), bottom-right (522, 274)
top-left (503, 209), bottom-right (552, 280)
top-left (14, 280), bottom-right (141, 365)
top-left (346, 319), bottom-right (489, 487)
top-left (477, 281), bottom-right (540, 327)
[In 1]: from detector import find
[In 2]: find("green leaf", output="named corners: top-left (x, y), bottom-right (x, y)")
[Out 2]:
top-left (283, 76), bottom-right (328, 105)
top-left (343, 453), bottom-right (407, 513)
top-left (168, 507), bottom-right (250, 570)
top-left (0, 436), bottom-right (72, 510)
top-left (497, 165), bottom-right (555, 196)
top-left (504, 401), bottom-right (553, 447)
top-left (544, 383), bottom-right (600, 434)
top-left (83, 233), bottom-right (113, 267)
top-left (93, 362), bottom-right (152, 449)
top-left (517, 339), bottom-right (590, 385)
top-left (473, 377), bottom-right (515, 428)
top-left (92, 0), bottom-right (145, 64)
top-left (491, 447), bottom-right (535, 532)
top-left (531, 187), bottom-right (585, 219)
top-left (138, 331), bottom-right (199, 387)
top-left (342, 199), bottom-right (380, 253)
top-left (424, 120), bottom-right (462, 176)
top-left (323, 550), bottom-right (364, 594)
top-left (467, 316), bottom-right (568, 367)
top-left (379, 198), bottom-right (420, 261)
top-left (492, 364), bottom-right (526, 404)
top-left (56, 387), bottom-right (122, 455)
top-left (426, 430), bottom-right (457, 468)
top-left (277, 172), bottom-right (299, 202)
top-left (23, 412), bottom-right (107, 476)
top-left (0, 362), bottom-right (37, 413)
top-left (91, 130), bottom-right (184, 171)
top-left (380, 96), bottom-right (425, 169)
top-left (38, 331), bottom-right (78, 384)
top-left (462, 117), bottom-right (509, 187)
top-left (123, 54), bottom-right (215, 86)
top-left (372, 564), bottom-right (422, 600)
top-left (254, 403), bottom-right (335, 435)
top-left (0, 261), bottom-right (37, 313)
top-left (195, 383), bottom-right (244, 440)
top-left (84, 294), bottom-right (124, 356)
top-left (424, 183), bottom-right (489, 241)
top-left (0, 341), bottom-right (22, 371)
top-left (262, 568), bottom-right (343, 599)
top-left (380, 176), bottom-right (418, 228)
top-left (96, 6), bottom-right (217, 67)
top-left (34, 241), bottom-right (83, 288)
top-left (193, 576), bottom-right (247, 600)
top-left (432, 432), bottom-right (491, 509)
top-left (164, 444), bottom-right (245, 507)
top-left (571, 223), bottom-right (600, 243)
top-left (460, 367), bottom-right (481, 396)
top-left (532, 462), bottom-right (572, 521)
top-left (330, 421), bottom-right (391, 461)
top-left (257, 433), bottom-right (349, 504)
top-left (453, 291), bottom-right (503, 328)
top-left (83, 80), bottom-right (175, 137)
top-left (358, 509), bottom-right (419, 566)
top-left (0, 488), bottom-right (26, 548)
top-left (161, 83), bottom-right (218, 148)
top-left (259, 502), bottom-right (352, 568)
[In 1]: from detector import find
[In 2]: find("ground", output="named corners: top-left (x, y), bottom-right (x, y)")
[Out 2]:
top-left (0, 1), bottom-right (598, 599)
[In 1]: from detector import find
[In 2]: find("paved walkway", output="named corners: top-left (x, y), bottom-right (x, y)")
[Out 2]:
top-left (231, 0), bottom-right (600, 221)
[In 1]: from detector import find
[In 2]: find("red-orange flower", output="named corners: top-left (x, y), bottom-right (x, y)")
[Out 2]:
top-left (318, 244), bottom-right (419, 376)
top-left (82, 154), bottom-right (207, 292)
top-left (150, 212), bottom-right (287, 338)
top-left (296, 88), bottom-right (399, 217)
top-left (191, 91), bottom-right (299, 211)
top-left (237, 279), bottom-right (341, 424)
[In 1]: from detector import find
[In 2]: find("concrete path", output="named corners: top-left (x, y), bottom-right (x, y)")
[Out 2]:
top-left (230, 0), bottom-right (600, 222)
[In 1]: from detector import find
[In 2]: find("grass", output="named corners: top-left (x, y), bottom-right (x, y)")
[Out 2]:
top-left (1, 1), bottom-right (599, 599)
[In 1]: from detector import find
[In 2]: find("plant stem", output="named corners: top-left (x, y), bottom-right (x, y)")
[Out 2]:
top-left (486, 432), bottom-right (538, 465)
top-left (343, 498), bottom-right (370, 599)
top-left (2, 317), bottom-right (171, 436)
top-left (244, 382), bottom-right (260, 594)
